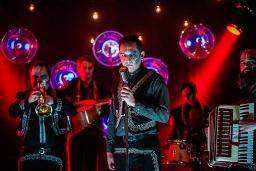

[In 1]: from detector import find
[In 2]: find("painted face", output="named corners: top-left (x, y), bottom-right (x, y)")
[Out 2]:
top-left (119, 43), bottom-right (143, 73)
top-left (30, 65), bottom-right (49, 90)
top-left (240, 50), bottom-right (256, 74)
top-left (182, 87), bottom-right (195, 105)
top-left (240, 58), bottom-right (256, 74)
top-left (77, 60), bottom-right (94, 83)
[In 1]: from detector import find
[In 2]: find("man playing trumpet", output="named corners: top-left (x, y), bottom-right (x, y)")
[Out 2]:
top-left (9, 61), bottom-right (76, 171)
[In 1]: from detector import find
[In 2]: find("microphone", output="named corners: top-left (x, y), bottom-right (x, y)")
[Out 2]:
top-left (119, 66), bottom-right (129, 85)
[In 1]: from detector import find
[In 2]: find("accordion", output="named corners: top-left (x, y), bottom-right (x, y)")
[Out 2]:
top-left (208, 103), bottom-right (256, 168)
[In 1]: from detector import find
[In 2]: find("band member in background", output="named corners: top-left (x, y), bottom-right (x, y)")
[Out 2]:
top-left (58, 53), bottom-right (110, 171)
top-left (227, 49), bottom-right (256, 171)
top-left (9, 61), bottom-right (76, 171)
top-left (168, 81), bottom-right (210, 170)
top-left (106, 35), bottom-right (170, 171)
top-left (238, 49), bottom-right (256, 102)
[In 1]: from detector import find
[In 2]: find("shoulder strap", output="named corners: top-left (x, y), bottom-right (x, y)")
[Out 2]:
top-left (131, 71), bottom-right (154, 93)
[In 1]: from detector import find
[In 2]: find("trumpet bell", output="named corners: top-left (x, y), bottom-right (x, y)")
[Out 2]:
top-left (35, 103), bottom-right (52, 117)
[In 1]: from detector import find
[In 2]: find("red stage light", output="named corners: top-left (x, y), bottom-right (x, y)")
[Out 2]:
top-left (226, 24), bottom-right (242, 36)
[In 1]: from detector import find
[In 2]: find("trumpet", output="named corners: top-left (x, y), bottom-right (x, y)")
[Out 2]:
top-left (35, 80), bottom-right (52, 117)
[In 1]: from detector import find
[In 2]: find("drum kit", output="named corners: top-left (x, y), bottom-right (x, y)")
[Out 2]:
top-left (70, 98), bottom-right (111, 133)
top-left (162, 139), bottom-right (210, 171)
top-left (163, 140), bottom-right (192, 165)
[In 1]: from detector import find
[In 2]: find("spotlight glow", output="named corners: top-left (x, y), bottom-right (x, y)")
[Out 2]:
top-left (29, 3), bottom-right (35, 12)
top-left (90, 38), bottom-right (95, 44)
top-left (92, 11), bottom-right (99, 20)
top-left (138, 36), bottom-right (143, 41)
top-left (155, 5), bottom-right (161, 13)
top-left (226, 24), bottom-right (241, 36)
top-left (184, 20), bottom-right (189, 27)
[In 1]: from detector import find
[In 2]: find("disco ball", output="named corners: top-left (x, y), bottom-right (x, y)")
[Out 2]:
top-left (92, 30), bottom-right (123, 67)
top-left (1, 28), bottom-right (38, 64)
top-left (143, 57), bottom-right (169, 84)
top-left (179, 24), bottom-right (215, 60)
top-left (50, 60), bottom-right (78, 90)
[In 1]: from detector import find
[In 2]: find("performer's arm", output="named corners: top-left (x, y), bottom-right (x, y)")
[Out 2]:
top-left (106, 96), bottom-right (116, 170)
top-left (9, 91), bottom-right (30, 118)
top-left (106, 96), bottom-right (117, 153)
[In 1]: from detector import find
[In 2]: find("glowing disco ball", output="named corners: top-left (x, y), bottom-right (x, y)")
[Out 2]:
top-left (50, 60), bottom-right (78, 90)
top-left (1, 28), bottom-right (38, 64)
top-left (179, 24), bottom-right (215, 60)
top-left (92, 30), bottom-right (123, 67)
top-left (143, 57), bottom-right (169, 84)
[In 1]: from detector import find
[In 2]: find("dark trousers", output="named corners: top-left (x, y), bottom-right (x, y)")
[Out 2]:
top-left (18, 146), bottom-right (64, 171)
top-left (113, 135), bottom-right (161, 171)
top-left (19, 160), bottom-right (61, 171)
top-left (68, 126), bottom-right (107, 171)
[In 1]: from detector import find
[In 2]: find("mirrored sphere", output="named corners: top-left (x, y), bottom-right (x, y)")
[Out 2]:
top-left (179, 24), bottom-right (215, 60)
top-left (143, 57), bottom-right (169, 84)
top-left (50, 60), bottom-right (78, 90)
top-left (1, 28), bottom-right (38, 64)
top-left (92, 30), bottom-right (123, 67)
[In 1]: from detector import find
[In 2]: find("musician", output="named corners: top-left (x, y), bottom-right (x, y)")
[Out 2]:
top-left (230, 49), bottom-right (256, 171)
top-left (238, 49), bottom-right (256, 102)
top-left (207, 49), bottom-right (256, 171)
top-left (106, 35), bottom-right (170, 171)
top-left (9, 61), bottom-right (76, 171)
top-left (58, 53), bottom-right (109, 171)
top-left (168, 81), bottom-right (210, 169)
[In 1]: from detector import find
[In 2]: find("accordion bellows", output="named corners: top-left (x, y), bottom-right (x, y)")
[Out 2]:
top-left (208, 103), bottom-right (256, 168)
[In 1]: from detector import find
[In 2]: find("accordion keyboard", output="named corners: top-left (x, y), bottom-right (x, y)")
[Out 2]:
top-left (209, 103), bottom-right (256, 167)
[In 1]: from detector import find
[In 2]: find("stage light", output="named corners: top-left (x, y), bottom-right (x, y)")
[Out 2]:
top-left (227, 0), bottom-right (255, 36)
top-left (1, 27), bottom-right (38, 64)
top-left (90, 38), bottom-right (95, 44)
top-left (143, 57), bottom-right (169, 84)
top-left (179, 24), bottom-right (215, 60)
top-left (92, 11), bottom-right (99, 20)
top-left (155, 5), bottom-right (161, 13)
top-left (50, 60), bottom-right (78, 90)
top-left (92, 30), bottom-right (123, 67)
top-left (138, 35), bottom-right (143, 41)
top-left (184, 20), bottom-right (189, 27)
top-left (226, 24), bottom-right (242, 36)
top-left (29, 3), bottom-right (35, 12)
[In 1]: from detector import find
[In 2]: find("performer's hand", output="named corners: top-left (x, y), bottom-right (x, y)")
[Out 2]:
top-left (107, 152), bottom-right (115, 170)
top-left (28, 90), bottom-right (40, 104)
top-left (121, 86), bottom-right (135, 107)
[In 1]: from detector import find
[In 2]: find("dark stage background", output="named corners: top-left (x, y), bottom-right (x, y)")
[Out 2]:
top-left (0, 0), bottom-right (256, 170)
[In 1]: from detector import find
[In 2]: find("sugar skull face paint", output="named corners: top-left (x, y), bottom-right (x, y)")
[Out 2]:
top-left (240, 49), bottom-right (256, 74)
top-left (119, 43), bottom-right (144, 73)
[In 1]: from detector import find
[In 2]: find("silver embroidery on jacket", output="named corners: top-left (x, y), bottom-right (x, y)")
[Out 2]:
top-left (114, 147), bottom-right (159, 171)
top-left (115, 71), bottom-right (154, 131)
top-left (18, 154), bottom-right (63, 171)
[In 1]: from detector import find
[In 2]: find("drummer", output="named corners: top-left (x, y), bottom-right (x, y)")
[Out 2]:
top-left (168, 81), bottom-right (210, 169)
top-left (58, 52), bottom-right (110, 171)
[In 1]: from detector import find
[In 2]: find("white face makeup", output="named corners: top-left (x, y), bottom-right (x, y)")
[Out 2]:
top-left (240, 58), bottom-right (256, 74)
top-left (30, 65), bottom-right (50, 90)
top-left (119, 43), bottom-right (144, 73)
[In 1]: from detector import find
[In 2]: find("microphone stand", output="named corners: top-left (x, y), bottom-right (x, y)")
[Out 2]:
top-left (119, 66), bottom-right (129, 171)
top-left (123, 99), bottom-right (129, 171)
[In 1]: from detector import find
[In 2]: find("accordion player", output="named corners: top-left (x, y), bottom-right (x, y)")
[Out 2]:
top-left (208, 102), bottom-right (256, 168)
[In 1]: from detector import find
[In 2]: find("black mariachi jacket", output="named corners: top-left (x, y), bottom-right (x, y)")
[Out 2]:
top-left (9, 89), bottom-right (76, 149)
top-left (106, 66), bottom-right (170, 152)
